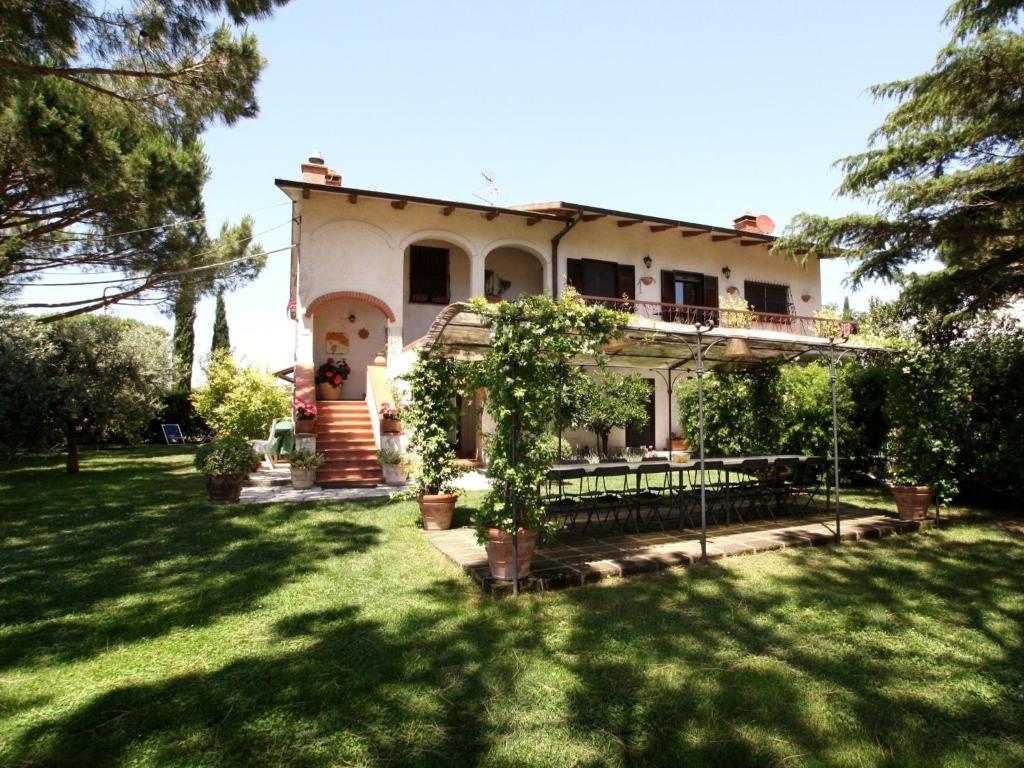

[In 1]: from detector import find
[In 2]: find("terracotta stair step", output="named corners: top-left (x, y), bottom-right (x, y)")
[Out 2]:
top-left (316, 438), bottom-right (377, 449)
top-left (322, 449), bottom-right (379, 460)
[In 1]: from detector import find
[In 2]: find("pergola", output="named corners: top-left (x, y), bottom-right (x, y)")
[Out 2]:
top-left (423, 301), bottom-right (891, 594)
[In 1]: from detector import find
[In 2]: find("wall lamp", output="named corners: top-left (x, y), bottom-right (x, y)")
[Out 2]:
top-left (721, 266), bottom-right (732, 280)
top-left (643, 254), bottom-right (653, 269)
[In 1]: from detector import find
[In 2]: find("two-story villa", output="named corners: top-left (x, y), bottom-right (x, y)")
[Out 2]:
top-left (276, 154), bottom-right (823, 485)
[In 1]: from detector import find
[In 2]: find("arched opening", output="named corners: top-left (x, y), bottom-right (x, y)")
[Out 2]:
top-left (483, 246), bottom-right (544, 302)
top-left (403, 238), bottom-right (471, 345)
top-left (311, 297), bottom-right (390, 400)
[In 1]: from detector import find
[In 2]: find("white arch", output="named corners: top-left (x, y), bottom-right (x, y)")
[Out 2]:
top-left (308, 218), bottom-right (397, 249)
top-left (398, 229), bottom-right (478, 258)
top-left (482, 238), bottom-right (550, 266)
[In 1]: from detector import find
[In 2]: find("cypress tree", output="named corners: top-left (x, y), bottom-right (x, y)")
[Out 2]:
top-left (171, 282), bottom-right (197, 393)
top-left (211, 291), bottom-right (231, 354)
top-left (842, 296), bottom-right (853, 320)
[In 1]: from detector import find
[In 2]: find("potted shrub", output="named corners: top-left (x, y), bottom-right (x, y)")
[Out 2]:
top-left (289, 449), bottom-right (324, 489)
top-left (378, 402), bottom-right (403, 435)
top-left (719, 293), bottom-right (756, 329)
top-left (884, 344), bottom-right (968, 520)
top-left (194, 437), bottom-right (259, 503)
top-left (316, 357), bottom-right (351, 400)
top-left (378, 446), bottom-right (408, 485)
top-left (293, 396), bottom-right (317, 434)
top-left (404, 348), bottom-right (462, 530)
top-left (468, 293), bottom-right (626, 581)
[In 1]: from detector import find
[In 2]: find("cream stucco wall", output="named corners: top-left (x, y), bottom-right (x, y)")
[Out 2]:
top-left (287, 186), bottom-right (824, 454)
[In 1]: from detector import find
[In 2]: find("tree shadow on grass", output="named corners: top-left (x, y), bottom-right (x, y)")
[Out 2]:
top-left (559, 526), bottom-right (1024, 767)
top-left (12, 580), bottom-right (532, 768)
top-left (0, 449), bottom-right (382, 670)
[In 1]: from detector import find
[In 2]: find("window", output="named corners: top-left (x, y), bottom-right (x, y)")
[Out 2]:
top-left (744, 281), bottom-right (790, 315)
top-left (409, 246), bottom-right (449, 304)
top-left (566, 258), bottom-right (635, 301)
top-left (660, 270), bottom-right (718, 322)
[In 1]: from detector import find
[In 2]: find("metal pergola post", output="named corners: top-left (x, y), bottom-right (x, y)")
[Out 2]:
top-left (695, 325), bottom-right (709, 562)
top-left (828, 342), bottom-right (842, 544)
top-left (510, 358), bottom-right (520, 597)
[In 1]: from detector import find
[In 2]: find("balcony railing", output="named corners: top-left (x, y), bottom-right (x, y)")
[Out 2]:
top-left (575, 295), bottom-right (856, 339)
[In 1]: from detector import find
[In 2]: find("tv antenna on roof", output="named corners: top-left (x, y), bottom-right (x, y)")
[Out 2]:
top-left (473, 172), bottom-right (503, 206)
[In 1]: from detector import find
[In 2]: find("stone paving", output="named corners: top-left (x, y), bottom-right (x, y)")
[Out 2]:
top-left (423, 510), bottom-right (937, 595)
top-left (239, 466), bottom-right (492, 504)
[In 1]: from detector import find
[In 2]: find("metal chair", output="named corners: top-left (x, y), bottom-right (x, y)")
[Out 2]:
top-left (544, 467), bottom-right (586, 532)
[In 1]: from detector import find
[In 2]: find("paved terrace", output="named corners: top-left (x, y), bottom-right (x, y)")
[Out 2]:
top-left (424, 511), bottom-right (936, 596)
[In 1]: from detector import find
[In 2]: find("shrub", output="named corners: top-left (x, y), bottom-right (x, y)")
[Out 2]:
top-left (403, 347), bottom-right (461, 496)
top-left (191, 352), bottom-right (289, 440)
top-left (719, 293), bottom-right (755, 329)
top-left (377, 447), bottom-right (404, 465)
top-left (289, 449), bottom-right (325, 470)
top-left (194, 437), bottom-right (259, 475)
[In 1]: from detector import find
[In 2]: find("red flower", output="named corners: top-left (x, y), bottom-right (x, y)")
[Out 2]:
top-left (333, 375), bottom-right (342, 385)
top-left (326, 357), bottom-right (335, 365)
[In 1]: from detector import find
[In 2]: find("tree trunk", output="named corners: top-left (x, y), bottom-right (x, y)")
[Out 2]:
top-left (66, 425), bottom-right (79, 474)
top-left (599, 432), bottom-right (610, 458)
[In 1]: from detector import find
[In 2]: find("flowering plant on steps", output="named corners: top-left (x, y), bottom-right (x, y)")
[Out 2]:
top-left (292, 397), bottom-right (317, 420)
top-left (315, 358), bottom-right (351, 385)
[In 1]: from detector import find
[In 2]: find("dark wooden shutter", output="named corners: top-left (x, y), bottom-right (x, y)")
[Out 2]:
top-left (616, 263), bottom-right (635, 301)
top-left (765, 284), bottom-right (789, 315)
top-left (661, 270), bottom-right (675, 320)
top-left (566, 258), bottom-right (583, 292)
top-left (702, 275), bottom-right (719, 307)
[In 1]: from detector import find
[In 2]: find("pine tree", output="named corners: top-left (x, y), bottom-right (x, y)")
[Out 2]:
top-left (211, 291), bottom-right (231, 354)
top-left (0, 1), bottom-right (288, 318)
top-left (777, 0), bottom-right (1024, 321)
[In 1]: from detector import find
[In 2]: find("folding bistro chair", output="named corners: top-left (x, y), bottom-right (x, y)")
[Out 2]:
top-left (544, 467), bottom-right (586, 533)
top-left (770, 456), bottom-right (803, 516)
top-left (633, 461), bottom-right (671, 530)
top-left (579, 464), bottom-right (630, 533)
top-left (793, 457), bottom-right (828, 515)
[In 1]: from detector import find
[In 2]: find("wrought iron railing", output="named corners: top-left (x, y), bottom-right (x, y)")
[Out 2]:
top-left (575, 295), bottom-right (856, 339)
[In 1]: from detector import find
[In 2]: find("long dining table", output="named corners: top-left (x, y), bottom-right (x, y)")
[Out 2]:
top-left (545, 455), bottom-right (828, 532)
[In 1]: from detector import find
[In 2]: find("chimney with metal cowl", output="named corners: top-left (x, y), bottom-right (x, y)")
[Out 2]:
top-left (732, 211), bottom-right (776, 235)
top-left (300, 151), bottom-right (343, 187)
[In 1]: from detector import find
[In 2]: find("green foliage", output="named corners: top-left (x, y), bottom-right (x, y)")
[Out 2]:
top-left (171, 282), bottom-right (198, 392)
top-left (776, 1), bottom-right (1024, 320)
top-left (469, 292), bottom-right (626, 538)
top-left (884, 343), bottom-right (970, 503)
top-left (315, 358), bottom-right (351, 385)
top-left (211, 290), bottom-right (230, 353)
top-left (810, 306), bottom-right (845, 339)
top-left (0, 310), bottom-right (54, 453)
top-left (193, 436), bottom-right (258, 475)
top-left (719, 293), bottom-right (755, 328)
top-left (191, 352), bottom-right (288, 440)
top-left (377, 447), bottom-right (404, 465)
top-left (288, 449), bottom-right (324, 470)
top-left (568, 370), bottom-right (652, 456)
top-left (1, 2), bottom-right (278, 316)
top-left (678, 365), bottom-right (784, 456)
top-left (403, 347), bottom-right (462, 496)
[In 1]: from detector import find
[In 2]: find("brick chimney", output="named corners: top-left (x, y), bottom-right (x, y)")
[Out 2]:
top-left (733, 211), bottom-right (759, 232)
top-left (301, 151), bottom-right (327, 184)
top-left (324, 168), bottom-right (342, 187)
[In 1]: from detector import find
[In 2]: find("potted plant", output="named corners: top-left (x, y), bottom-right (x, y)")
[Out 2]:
top-left (316, 357), bottom-right (351, 400)
top-left (719, 293), bottom-right (756, 329)
top-left (404, 348), bottom-right (462, 530)
top-left (293, 396), bottom-right (317, 434)
top-left (884, 344), bottom-right (967, 520)
top-left (378, 446), bottom-right (408, 485)
top-left (378, 402), bottom-right (403, 435)
top-left (289, 449), bottom-right (324, 489)
top-left (194, 437), bottom-right (259, 503)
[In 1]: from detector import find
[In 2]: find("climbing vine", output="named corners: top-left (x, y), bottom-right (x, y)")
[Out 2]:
top-left (469, 291), bottom-right (627, 539)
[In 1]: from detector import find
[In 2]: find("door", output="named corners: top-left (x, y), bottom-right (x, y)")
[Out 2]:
top-left (625, 378), bottom-right (656, 448)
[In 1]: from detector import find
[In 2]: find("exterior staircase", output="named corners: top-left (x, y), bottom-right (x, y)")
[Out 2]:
top-left (315, 400), bottom-right (382, 487)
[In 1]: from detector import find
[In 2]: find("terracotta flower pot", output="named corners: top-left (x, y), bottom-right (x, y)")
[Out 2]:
top-left (290, 467), bottom-right (316, 490)
top-left (206, 473), bottom-right (246, 504)
top-left (381, 464), bottom-right (408, 486)
top-left (380, 416), bottom-right (402, 435)
top-left (418, 493), bottom-right (457, 530)
top-left (486, 528), bottom-right (538, 581)
top-left (891, 485), bottom-right (933, 520)
top-left (295, 417), bottom-right (316, 435)
top-left (317, 381), bottom-right (343, 400)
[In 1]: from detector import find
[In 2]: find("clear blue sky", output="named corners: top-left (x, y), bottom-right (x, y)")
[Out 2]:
top-left (31, 0), bottom-right (955, 381)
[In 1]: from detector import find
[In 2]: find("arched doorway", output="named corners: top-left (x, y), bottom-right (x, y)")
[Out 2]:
top-left (308, 293), bottom-right (394, 400)
top-left (483, 245), bottom-right (545, 301)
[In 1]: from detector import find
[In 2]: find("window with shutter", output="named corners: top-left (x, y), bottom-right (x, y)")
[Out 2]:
top-left (409, 246), bottom-right (450, 304)
top-left (744, 281), bottom-right (790, 315)
top-left (616, 264), bottom-right (635, 301)
top-left (566, 258), bottom-right (583, 292)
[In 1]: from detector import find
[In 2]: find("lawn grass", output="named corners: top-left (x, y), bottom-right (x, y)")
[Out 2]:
top-left (1, 447), bottom-right (1022, 767)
